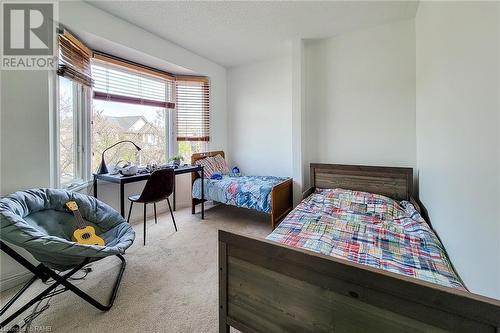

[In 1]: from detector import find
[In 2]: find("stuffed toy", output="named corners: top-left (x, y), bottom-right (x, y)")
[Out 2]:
top-left (231, 166), bottom-right (241, 177)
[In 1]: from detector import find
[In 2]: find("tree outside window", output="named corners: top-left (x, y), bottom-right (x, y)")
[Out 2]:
top-left (91, 100), bottom-right (168, 172)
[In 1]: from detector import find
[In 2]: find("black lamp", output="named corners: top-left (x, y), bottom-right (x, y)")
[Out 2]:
top-left (97, 140), bottom-right (142, 174)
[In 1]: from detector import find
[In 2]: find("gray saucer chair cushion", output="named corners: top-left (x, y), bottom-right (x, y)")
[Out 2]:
top-left (0, 188), bottom-right (135, 271)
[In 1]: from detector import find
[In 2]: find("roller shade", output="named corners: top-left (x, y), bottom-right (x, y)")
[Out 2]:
top-left (57, 30), bottom-right (93, 87)
top-left (176, 77), bottom-right (210, 142)
top-left (92, 59), bottom-right (175, 109)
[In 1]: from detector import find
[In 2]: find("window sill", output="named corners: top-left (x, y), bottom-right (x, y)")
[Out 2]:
top-left (64, 180), bottom-right (92, 193)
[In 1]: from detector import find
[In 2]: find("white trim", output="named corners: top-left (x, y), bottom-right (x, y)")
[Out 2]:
top-left (67, 180), bottom-right (92, 192)
top-left (81, 85), bottom-right (92, 181)
top-left (49, 72), bottom-right (60, 188)
top-left (53, 77), bottom-right (93, 189)
top-left (0, 271), bottom-right (34, 293)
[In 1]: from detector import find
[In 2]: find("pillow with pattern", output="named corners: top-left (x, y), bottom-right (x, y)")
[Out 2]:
top-left (212, 154), bottom-right (229, 175)
top-left (195, 156), bottom-right (217, 178)
top-left (195, 154), bottom-right (229, 178)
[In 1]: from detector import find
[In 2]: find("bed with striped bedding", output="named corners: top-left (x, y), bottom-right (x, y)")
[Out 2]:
top-left (266, 188), bottom-right (465, 290)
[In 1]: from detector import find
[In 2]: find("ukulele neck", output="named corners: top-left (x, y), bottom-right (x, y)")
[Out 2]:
top-left (73, 209), bottom-right (86, 229)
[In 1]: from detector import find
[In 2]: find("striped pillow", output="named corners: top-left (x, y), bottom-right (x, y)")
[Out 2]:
top-left (195, 157), bottom-right (217, 178)
top-left (212, 154), bottom-right (229, 175)
top-left (195, 154), bottom-right (229, 178)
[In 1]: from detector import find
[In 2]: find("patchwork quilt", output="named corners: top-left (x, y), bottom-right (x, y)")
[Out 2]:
top-left (266, 188), bottom-right (465, 290)
top-left (192, 175), bottom-right (289, 213)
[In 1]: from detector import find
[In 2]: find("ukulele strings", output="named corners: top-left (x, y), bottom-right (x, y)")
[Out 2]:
top-left (74, 209), bottom-right (86, 229)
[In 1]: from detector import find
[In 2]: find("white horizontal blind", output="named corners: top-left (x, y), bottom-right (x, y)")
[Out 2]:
top-left (92, 59), bottom-right (175, 108)
top-left (176, 78), bottom-right (210, 141)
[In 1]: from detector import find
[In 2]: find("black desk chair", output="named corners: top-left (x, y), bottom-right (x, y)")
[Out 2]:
top-left (127, 168), bottom-right (177, 245)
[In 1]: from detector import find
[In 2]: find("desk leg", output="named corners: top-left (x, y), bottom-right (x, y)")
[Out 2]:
top-left (173, 177), bottom-right (176, 211)
top-left (120, 183), bottom-right (125, 218)
top-left (201, 167), bottom-right (204, 220)
top-left (93, 175), bottom-right (97, 198)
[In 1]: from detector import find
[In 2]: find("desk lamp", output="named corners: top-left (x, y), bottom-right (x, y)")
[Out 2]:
top-left (97, 140), bottom-right (142, 174)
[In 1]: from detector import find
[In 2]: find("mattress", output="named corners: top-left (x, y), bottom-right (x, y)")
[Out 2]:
top-left (192, 175), bottom-right (289, 213)
top-left (266, 188), bottom-right (465, 290)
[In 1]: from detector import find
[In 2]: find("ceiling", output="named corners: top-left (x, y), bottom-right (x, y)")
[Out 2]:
top-left (73, 29), bottom-right (196, 75)
top-left (87, 1), bottom-right (418, 68)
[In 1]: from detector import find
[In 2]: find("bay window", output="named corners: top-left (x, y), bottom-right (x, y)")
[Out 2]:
top-left (55, 30), bottom-right (211, 189)
top-left (91, 55), bottom-right (174, 169)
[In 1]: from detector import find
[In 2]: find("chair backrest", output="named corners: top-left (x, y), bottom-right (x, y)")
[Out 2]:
top-left (138, 168), bottom-right (175, 203)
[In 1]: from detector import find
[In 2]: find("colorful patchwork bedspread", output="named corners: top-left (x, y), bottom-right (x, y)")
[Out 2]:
top-left (192, 175), bottom-right (289, 213)
top-left (267, 188), bottom-right (465, 290)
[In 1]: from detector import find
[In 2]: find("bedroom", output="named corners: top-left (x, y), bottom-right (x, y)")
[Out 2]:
top-left (1, 1), bottom-right (499, 332)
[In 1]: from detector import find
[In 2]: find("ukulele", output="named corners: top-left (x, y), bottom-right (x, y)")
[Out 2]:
top-left (65, 201), bottom-right (105, 246)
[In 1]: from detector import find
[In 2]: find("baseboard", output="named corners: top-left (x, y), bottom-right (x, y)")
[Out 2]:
top-left (1, 271), bottom-right (34, 292)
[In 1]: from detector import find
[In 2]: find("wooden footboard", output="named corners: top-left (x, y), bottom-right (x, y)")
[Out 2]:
top-left (270, 178), bottom-right (293, 229)
top-left (219, 230), bottom-right (500, 333)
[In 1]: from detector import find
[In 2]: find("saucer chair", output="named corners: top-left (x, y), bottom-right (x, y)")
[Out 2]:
top-left (0, 188), bottom-right (135, 329)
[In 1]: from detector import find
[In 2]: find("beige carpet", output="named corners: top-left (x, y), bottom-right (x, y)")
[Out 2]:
top-left (1, 204), bottom-right (272, 332)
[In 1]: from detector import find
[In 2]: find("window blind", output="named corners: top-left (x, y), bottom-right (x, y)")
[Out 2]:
top-left (176, 77), bottom-right (210, 142)
top-left (57, 30), bottom-right (93, 87)
top-left (92, 58), bottom-right (175, 109)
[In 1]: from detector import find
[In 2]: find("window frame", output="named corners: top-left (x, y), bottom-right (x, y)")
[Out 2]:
top-left (53, 76), bottom-right (92, 189)
top-left (90, 56), bottom-right (175, 168)
top-left (90, 98), bottom-right (171, 169)
top-left (52, 43), bottom-right (211, 189)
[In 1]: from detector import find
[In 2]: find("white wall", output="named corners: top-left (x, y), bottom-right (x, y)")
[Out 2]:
top-left (227, 56), bottom-right (293, 177)
top-left (0, 1), bottom-right (227, 290)
top-left (291, 39), bottom-right (307, 204)
top-left (0, 70), bottom-right (53, 290)
top-left (304, 19), bottom-right (416, 169)
top-left (1, 71), bottom-right (52, 194)
top-left (416, 1), bottom-right (500, 299)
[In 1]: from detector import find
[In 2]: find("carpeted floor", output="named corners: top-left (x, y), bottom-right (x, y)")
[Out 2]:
top-left (1, 204), bottom-right (272, 332)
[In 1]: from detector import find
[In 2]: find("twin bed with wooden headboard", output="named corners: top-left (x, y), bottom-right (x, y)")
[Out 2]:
top-left (219, 163), bottom-right (500, 332)
top-left (191, 151), bottom-right (293, 228)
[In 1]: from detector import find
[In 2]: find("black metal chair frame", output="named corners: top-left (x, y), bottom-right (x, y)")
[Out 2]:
top-left (126, 168), bottom-right (178, 245)
top-left (127, 197), bottom-right (177, 245)
top-left (0, 241), bottom-right (126, 330)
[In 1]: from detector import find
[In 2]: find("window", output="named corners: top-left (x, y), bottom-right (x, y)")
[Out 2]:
top-left (91, 100), bottom-right (168, 169)
top-left (176, 77), bottom-right (210, 162)
top-left (56, 30), bottom-right (92, 188)
top-left (58, 77), bottom-right (89, 186)
top-left (55, 32), bottom-right (211, 187)
top-left (91, 55), bottom-right (175, 169)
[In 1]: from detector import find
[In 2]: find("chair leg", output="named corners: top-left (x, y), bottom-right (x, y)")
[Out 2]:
top-left (127, 202), bottom-right (133, 222)
top-left (154, 203), bottom-right (157, 224)
top-left (166, 198), bottom-right (177, 232)
top-left (143, 203), bottom-right (147, 246)
top-left (0, 245), bottom-right (127, 330)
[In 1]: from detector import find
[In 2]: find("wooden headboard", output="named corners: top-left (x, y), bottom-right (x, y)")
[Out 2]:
top-left (310, 163), bottom-right (414, 201)
top-left (191, 150), bottom-right (225, 165)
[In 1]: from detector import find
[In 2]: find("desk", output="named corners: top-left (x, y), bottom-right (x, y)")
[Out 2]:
top-left (93, 165), bottom-right (204, 219)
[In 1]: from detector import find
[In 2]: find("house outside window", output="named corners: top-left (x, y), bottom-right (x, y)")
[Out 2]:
top-left (91, 100), bottom-right (168, 170)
